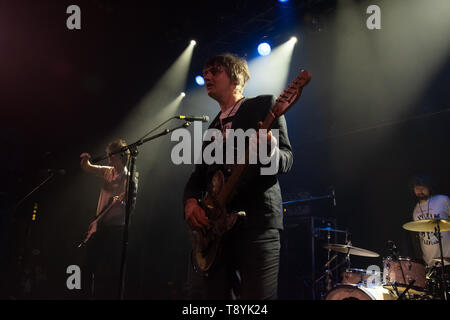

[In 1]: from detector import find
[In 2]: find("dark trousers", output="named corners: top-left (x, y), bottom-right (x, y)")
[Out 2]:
top-left (86, 225), bottom-right (124, 300)
top-left (200, 227), bottom-right (281, 300)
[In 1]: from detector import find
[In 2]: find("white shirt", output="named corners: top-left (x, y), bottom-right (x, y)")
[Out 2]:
top-left (219, 98), bottom-right (246, 138)
top-left (412, 194), bottom-right (450, 267)
top-left (96, 166), bottom-right (128, 226)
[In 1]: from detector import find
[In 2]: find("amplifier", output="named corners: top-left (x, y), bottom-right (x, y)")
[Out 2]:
top-left (279, 215), bottom-right (339, 300)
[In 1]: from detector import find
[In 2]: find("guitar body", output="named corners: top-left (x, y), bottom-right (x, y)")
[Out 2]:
top-left (191, 169), bottom-right (240, 272)
top-left (189, 69), bottom-right (312, 272)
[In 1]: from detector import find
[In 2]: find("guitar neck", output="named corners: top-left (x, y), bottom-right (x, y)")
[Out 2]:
top-left (216, 109), bottom-right (278, 206)
top-left (214, 69), bottom-right (311, 207)
top-left (94, 195), bottom-right (123, 223)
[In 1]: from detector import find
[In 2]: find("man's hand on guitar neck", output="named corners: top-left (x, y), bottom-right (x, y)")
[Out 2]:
top-left (185, 198), bottom-right (210, 232)
top-left (249, 122), bottom-right (279, 162)
top-left (249, 131), bottom-right (278, 157)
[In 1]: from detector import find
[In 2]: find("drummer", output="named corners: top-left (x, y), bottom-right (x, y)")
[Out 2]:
top-left (410, 174), bottom-right (450, 269)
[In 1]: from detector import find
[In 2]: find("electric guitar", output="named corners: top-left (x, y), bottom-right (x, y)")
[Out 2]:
top-left (190, 69), bottom-right (311, 271)
top-left (78, 193), bottom-right (125, 247)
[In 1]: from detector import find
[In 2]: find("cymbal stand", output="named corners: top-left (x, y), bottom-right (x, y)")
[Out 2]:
top-left (391, 281), bottom-right (400, 298)
top-left (325, 225), bottom-right (332, 291)
top-left (315, 247), bottom-right (352, 293)
top-left (435, 222), bottom-right (448, 301)
top-left (396, 263), bottom-right (411, 299)
top-left (390, 242), bottom-right (410, 299)
top-left (344, 231), bottom-right (353, 268)
top-left (397, 280), bottom-right (415, 300)
top-left (345, 241), bottom-right (352, 270)
top-left (314, 254), bottom-right (344, 285)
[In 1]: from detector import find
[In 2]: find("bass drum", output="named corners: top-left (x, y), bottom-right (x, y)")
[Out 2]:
top-left (325, 284), bottom-right (395, 300)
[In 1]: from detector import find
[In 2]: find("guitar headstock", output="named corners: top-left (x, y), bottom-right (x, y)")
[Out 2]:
top-left (272, 69), bottom-right (311, 118)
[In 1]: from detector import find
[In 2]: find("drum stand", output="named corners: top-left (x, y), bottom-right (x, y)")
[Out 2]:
top-left (434, 223), bottom-right (448, 301)
top-left (315, 241), bottom-right (352, 295)
top-left (396, 280), bottom-right (416, 300)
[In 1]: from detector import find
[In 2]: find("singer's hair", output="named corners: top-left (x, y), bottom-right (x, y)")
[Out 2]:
top-left (409, 174), bottom-right (435, 194)
top-left (203, 53), bottom-right (250, 94)
top-left (106, 139), bottom-right (130, 166)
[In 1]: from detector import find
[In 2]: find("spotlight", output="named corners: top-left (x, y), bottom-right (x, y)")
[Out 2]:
top-left (181, 92), bottom-right (186, 97)
top-left (278, 0), bottom-right (289, 3)
top-left (190, 40), bottom-right (197, 46)
top-left (257, 42), bottom-right (271, 56)
top-left (195, 75), bottom-right (205, 86)
top-left (290, 36), bottom-right (298, 43)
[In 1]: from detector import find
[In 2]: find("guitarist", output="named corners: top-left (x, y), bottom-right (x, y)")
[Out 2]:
top-left (183, 53), bottom-right (294, 299)
top-left (80, 139), bottom-right (136, 299)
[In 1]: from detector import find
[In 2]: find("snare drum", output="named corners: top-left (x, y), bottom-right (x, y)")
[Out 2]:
top-left (382, 256), bottom-right (426, 295)
top-left (325, 284), bottom-right (394, 300)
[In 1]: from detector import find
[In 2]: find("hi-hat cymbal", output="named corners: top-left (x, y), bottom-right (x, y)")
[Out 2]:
top-left (315, 227), bottom-right (348, 233)
top-left (323, 244), bottom-right (380, 257)
top-left (402, 218), bottom-right (450, 232)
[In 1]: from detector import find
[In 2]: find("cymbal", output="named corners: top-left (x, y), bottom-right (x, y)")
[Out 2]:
top-left (315, 227), bottom-right (348, 233)
top-left (402, 218), bottom-right (450, 232)
top-left (323, 243), bottom-right (380, 257)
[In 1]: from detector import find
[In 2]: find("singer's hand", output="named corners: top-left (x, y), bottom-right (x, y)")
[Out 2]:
top-left (185, 198), bottom-right (209, 233)
top-left (80, 152), bottom-right (92, 167)
top-left (249, 122), bottom-right (278, 161)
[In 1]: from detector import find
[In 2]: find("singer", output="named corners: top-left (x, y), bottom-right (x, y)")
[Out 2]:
top-left (79, 139), bottom-right (138, 299)
top-left (183, 53), bottom-right (293, 299)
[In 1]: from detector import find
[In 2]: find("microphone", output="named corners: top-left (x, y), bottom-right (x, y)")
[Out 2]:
top-left (174, 115), bottom-right (209, 122)
top-left (48, 169), bottom-right (66, 175)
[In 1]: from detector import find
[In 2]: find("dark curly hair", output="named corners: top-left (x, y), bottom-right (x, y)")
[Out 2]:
top-left (409, 174), bottom-right (435, 195)
top-left (203, 53), bottom-right (250, 94)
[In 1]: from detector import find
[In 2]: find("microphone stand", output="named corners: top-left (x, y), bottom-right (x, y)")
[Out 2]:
top-left (100, 121), bottom-right (191, 300)
top-left (389, 242), bottom-right (410, 299)
top-left (14, 172), bottom-right (56, 212)
top-left (14, 171), bottom-right (58, 297)
top-left (435, 222), bottom-right (448, 301)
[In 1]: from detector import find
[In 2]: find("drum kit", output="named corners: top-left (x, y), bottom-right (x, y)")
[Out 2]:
top-left (318, 218), bottom-right (450, 300)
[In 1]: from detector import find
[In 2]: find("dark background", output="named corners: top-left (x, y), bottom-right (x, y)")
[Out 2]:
top-left (0, 0), bottom-right (449, 299)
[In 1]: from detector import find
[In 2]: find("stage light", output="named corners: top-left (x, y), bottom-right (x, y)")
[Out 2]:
top-left (290, 36), bottom-right (298, 44)
top-left (195, 75), bottom-right (205, 86)
top-left (246, 37), bottom-right (297, 97)
top-left (190, 40), bottom-right (197, 46)
top-left (278, 0), bottom-right (289, 3)
top-left (181, 92), bottom-right (186, 97)
top-left (257, 42), bottom-right (271, 56)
